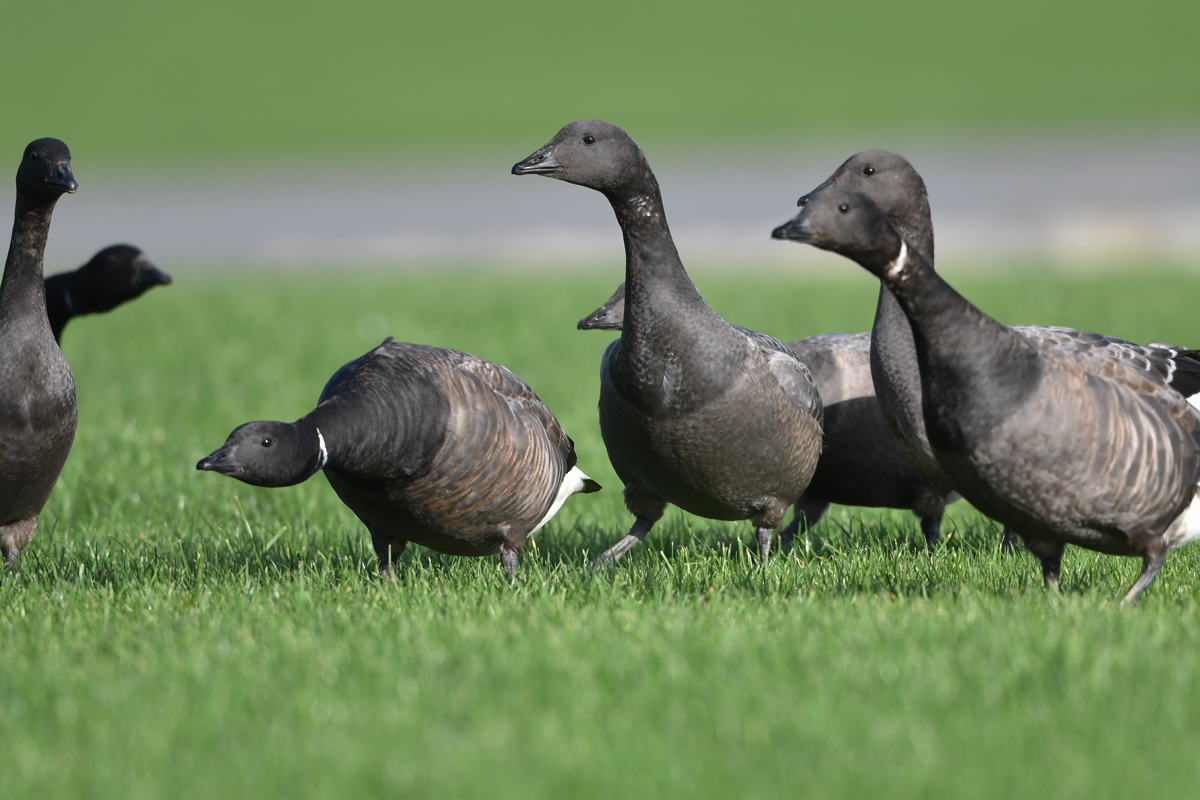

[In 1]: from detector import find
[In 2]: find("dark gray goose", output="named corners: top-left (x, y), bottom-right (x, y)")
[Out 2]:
top-left (784, 150), bottom-right (1200, 584)
top-left (45, 244), bottom-right (171, 343)
top-left (774, 186), bottom-right (1200, 603)
top-left (0, 138), bottom-right (79, 565)
top-left (514, 120), bottom-right (823, 564)
top-left (578, 283), bottom-right (956, 547)
top-left (198, 339), bottom-right (600, 574)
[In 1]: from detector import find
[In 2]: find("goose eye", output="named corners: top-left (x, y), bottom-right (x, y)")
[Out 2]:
top-left (28, 152), bottom-right (37, 162)
top-left (261, 437), bottom-right (273, 448)
top-left (862, 166), bottom-right (875, 175)
top-left (838, 204), bottom-right (849, 213)
top-left (583, 135), bottom-right (596, 145)
top-left (797, 196), bottom-right (808, 206)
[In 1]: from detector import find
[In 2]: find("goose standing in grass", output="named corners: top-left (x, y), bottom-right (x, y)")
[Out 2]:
top-left (786, 150), bottom-right (1200, 585)
top-left (0, 139), bottom-right (78, 565)
top-left (774, 187), bottom-right (1200, 603)
top-left (45, 245), bottom-right (171, 343)
top-left (578, 283), bottom-right (956, 548)
top-left (514, 120), bottom-right (823, 564)
top-left (198, 338), bottom-right (600, 574)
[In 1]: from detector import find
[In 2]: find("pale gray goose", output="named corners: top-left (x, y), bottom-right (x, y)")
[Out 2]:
top-left (198, 339), bottom-right (600, 574)
top-left (774, 186), bottom-right (1200, 603)
top-left (45, 244), bottom-right (171, 343)
top-left (514, 120), bottom-right (823, 564)
top-left (0, 138), bottom-right (79, 565)
top-left (787, 150), bottom-right (1200, 586)
top-left (578, 285), bottom-right (956, 547)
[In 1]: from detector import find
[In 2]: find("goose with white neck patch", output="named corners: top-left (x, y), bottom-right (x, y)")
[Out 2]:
top-left (785, 150), bottom-right (1200, 586)
top-left (774, 187), bottom-right (1200, 603)
top-left (578, 282), bottom-right (958, 548)
top-left (198, 338), bottom-right (600, 574)
top-left (0, 139), bottom-right (79, 565)
top-left (514, 120), bottom-right (823, 564)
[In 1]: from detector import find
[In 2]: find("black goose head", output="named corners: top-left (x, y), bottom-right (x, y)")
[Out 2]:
top-left (795, 150), bottom-right (931, 259)
top-left (512, 120), bottom-right (652, 195)
top-left (17, 138), bottom-right (78, 208)
top-left (577, 283), bottom-right (626, 331)
top-left (773, 186), bottom-right (902, 277)
top-left (197, 420), bottom-right (327, 488)
top-left (66, 245), bottom-right (172, 314)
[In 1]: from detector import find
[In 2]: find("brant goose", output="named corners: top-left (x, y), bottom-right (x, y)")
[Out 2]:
top-left (775, 187), bottom-right (1200, 603)
top-left (198, 339), bottom-right (600, 574)
top-left (515, 120), bottom-right (823, 564)
top-left (787, 150), bottom-right (1200, 584)
top-left (0, 139), bottom-right (79, 564)
top-left (578, 284), bottom-right (956, 547)
top-left (45, 245), bottom-right (171, 342)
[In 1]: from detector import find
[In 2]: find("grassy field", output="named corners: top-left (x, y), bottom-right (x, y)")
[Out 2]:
top-left (5, 266), bottom-right (1200, 797)
top-left (3, 1), bottom-right (1197, 161)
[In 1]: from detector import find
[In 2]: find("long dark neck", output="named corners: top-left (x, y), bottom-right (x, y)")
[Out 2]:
top-left (43, 271), bottom-right (71, 342)
top-left (1, 201), bottom-right (57, 336)
top-left (879, 241), bottom-right (1040, 448)
top-left (602, 175), bottom-right (734, 356)
top-left (873, 209), bottom-right (934, 346)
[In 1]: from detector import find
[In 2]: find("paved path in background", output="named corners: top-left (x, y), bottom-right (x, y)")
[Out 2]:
top-left (27, 131), bottom-right (1200, 273)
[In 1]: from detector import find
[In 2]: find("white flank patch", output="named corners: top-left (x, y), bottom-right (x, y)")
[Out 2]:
top-left (1166, 490), bottom-right (1200, 551)
top-left (1188, 393), bottom-right (1200, 412)
top-left (886, 240), bottom-right (909, 279)
top-left (316, 428), bottom-right (329, 469)
top-left (529, 466), bottom-right (592, 537)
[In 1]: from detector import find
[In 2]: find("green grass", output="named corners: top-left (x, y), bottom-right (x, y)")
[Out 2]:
top-left (3, 1), bottom-right (1198, 161)
top-left (7, 266), bottom-right (1200, 798)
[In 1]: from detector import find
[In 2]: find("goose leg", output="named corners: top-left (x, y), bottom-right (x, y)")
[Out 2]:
top-left (1122, 551), bottom-right (1167, 606)
top-left (1, 516), bottom-right (38, 566)
top-left (778, 497), bottom-right (828, 551)
top-left (999, 527), bottom-right (1018, 555)
top-left (370, 530), bottom-right (407, 577)
top-left (594, 516), bottom-right (657, 569)
top-left (595, 484), bottom-right (666, 569)
top-left (912, 490), bottom-right (947, 550)
top-left (1021, 534), bottom-right (1065, 590)
top-left (499, 542), bottom-right (523, 575)
top-left (752, 501), bottom-right (790, 561)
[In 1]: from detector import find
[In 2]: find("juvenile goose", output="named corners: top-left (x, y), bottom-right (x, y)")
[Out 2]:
top-left (45, 244), bottom-right (171, 343)
top-left (775, 187), bottom-right (1200, 603)
top-left (514, 120), bottom-right (823, 564)
top-left (785, 150), bottom-right (1200, 582)
top-left (0, 138), bottom-right (79, 565)
top-left (198, 339), bottom-right (600, 574)
top-left (578, 284), bottom-right (956, 547)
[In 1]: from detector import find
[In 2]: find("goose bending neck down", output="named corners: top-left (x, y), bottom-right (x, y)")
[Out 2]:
top-left (774, 187), bottom-right (1200, 603)
top-left (198, 339), bottom-right (600, 574)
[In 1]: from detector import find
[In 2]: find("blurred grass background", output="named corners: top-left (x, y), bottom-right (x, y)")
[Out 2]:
top-left (3, 0), bottom-right (1197, 162)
